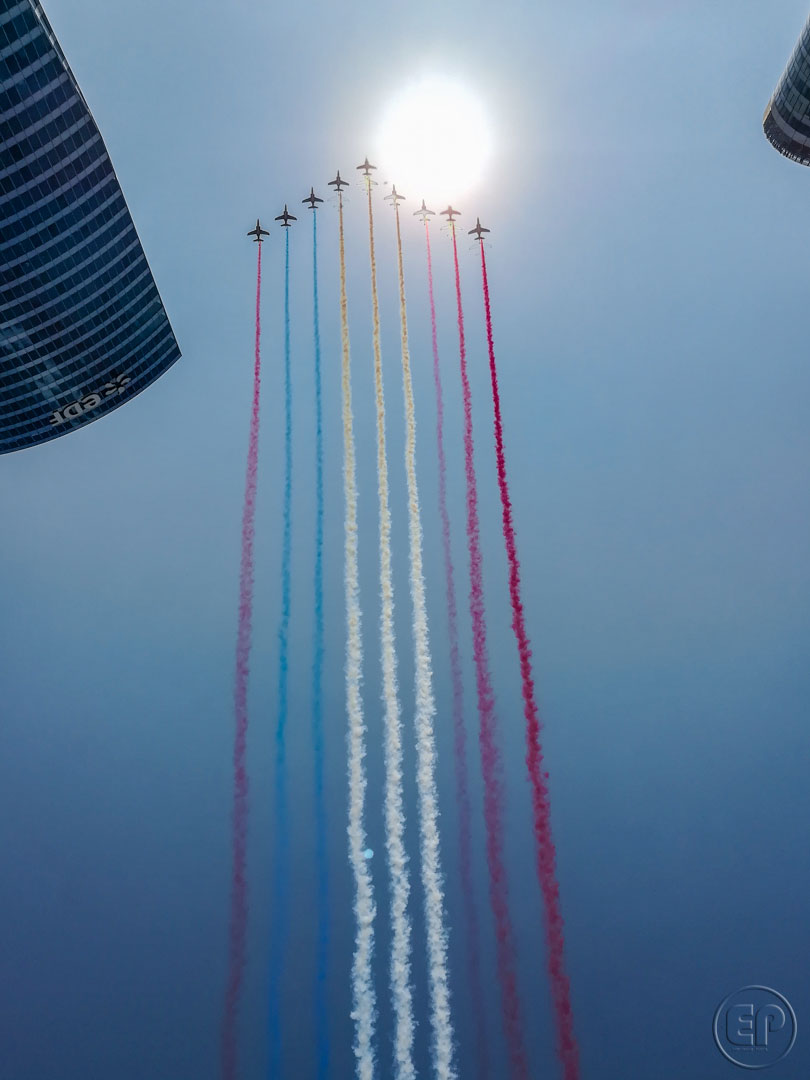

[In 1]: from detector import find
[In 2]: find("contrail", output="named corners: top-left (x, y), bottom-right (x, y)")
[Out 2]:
top-left (268, 228), bottom-right (293, 1077)
top-left (390, 197), bottom-right (455, 1080)
top-left (450, 224), bottom-right (529, 1080)
top-left (423, 219), bottom-right (489, 1080)
top-left (311, 209), bottom-right (330, 1079)
top-left (222, 239), bottom-right (263, 1080)
top-left (338, 187), bottom-right (377, 1080)
top-left (477, 241), bottom-right (579, 1080)
top-left (364, 176), bottom-right (415, 1080)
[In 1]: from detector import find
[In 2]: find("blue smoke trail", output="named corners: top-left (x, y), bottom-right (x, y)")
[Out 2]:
top-left (268, 228), bottom-right (293, 1078)
top-left (311, 210), bottom-right (330, 1078)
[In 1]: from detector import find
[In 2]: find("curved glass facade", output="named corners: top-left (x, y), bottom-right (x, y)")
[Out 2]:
top-left (0, 0), bottom-right (180, 454)
top-left (764, 13), bottom-right (810, 166)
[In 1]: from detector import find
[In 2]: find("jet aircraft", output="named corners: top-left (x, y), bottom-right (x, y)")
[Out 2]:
top-left (275, 205), bottom-right (297, 228)
top-left (440, 206), bottom-right (461, 223)
top-left (357, 157), bottom-right (377, 176)
top-left (468, 217), bottom-right (490, 241)
top-left (413, 199), bottom-right (435, 222)
top-left (384, 184), bottom-right (405, 207)
top-left (302, 187), bottom-right (323, 210)
top-left (247, 219), bottom-right (269, 243)
top-left (328, 171), bottom-right (349, 192)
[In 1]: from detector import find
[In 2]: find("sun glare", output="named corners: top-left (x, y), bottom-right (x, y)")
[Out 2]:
top-left (375, 76), bottom-right (493, 206)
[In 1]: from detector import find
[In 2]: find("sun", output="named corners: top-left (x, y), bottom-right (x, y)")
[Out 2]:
top-left (374, 76), bottom-right (492, 206)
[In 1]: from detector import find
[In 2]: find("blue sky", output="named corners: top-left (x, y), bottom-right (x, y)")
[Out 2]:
top-left (2, 1), bottom-right (810, 1077)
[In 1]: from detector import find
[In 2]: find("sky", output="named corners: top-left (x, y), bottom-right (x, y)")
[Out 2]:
top-left (2, 1), bottom-right (810, 1077)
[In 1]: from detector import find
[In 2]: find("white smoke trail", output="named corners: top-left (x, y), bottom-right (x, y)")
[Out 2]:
top-left (339, 192), bottom-right (377, 1080)
top-left (392, 200), bottom-right (457, 1080)
top-left (366, 179), bottom-right (415, 1080)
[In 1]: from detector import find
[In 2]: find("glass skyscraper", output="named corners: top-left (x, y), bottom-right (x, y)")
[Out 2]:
top-left (763, 13), bottom-right (810, 166)
top-left (0, 0), bottom-right (180, 454)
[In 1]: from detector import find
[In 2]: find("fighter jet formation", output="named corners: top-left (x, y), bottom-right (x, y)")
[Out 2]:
top-left (232, 160), bottom-right (581, 1080)
top-left (250, 162), bottom-right (492, 244)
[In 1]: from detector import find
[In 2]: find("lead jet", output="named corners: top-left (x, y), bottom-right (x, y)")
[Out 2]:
top-left (440, 206), bottom-right (461, 223)
top-left (275, 205), bottom-right (297, 228)
top-left (328, 170), bottom-right (349, 192)
top-left (247, 219), bottom-right (269, 242)
top-left (413, 199), bottom-right (435, 223)
top-left (468, 217), bottom-right (490, 241)
top-left (357, 157), bottom-right (377, 177)
top-left (384, 184), bottom-right (405, 207)
top-left (302, 187), bottom-right (324, 210)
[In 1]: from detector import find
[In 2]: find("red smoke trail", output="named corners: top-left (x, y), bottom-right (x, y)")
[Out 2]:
top-left (222, 242), bottom-right (263, 1080)
top-left (424, 222), bottom-right (489, 1080)
top-left (478, 242), bottom-right (579, 1080)
top-left (451, 227), bottom-right (528, 1080)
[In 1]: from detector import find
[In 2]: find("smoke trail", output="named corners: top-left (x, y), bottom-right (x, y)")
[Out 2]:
top-left (268, 228), bottom-right (293, 1078)
top-left (222, 241), bottom-right (263, 1080)
top-left (311, 210), bottom-right (330, 1079)
top-left (339, 189), bottom-right (377, 1080)
top-left (478, 242), bottom-right (579, 1080)
top-left (424, 221), bottom-right (489, 1080)
top-left (365, 178), bottom-right (415, 1080)
top-left (392, 202), bottom-right (455, 1080)
top-left (451, 225), bottom-right (529, 1080)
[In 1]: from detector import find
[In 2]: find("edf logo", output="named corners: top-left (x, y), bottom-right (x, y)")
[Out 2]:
top-left (713, 986), bottom-right (796, 1069)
